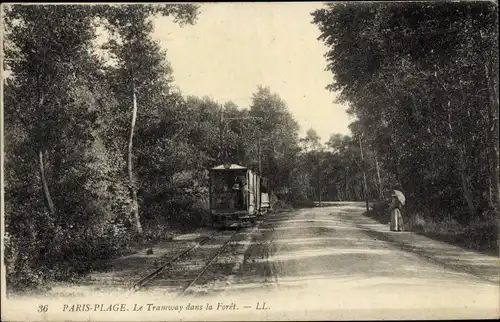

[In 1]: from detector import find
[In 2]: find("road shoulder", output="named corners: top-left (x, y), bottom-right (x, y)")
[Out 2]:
top-left (348, 211), bottom-right (499, 284)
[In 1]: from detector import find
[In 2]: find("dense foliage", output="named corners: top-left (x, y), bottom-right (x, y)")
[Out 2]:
top-left (312, 2), bottom-right (499, 241)
top-left (2, 4), bottom-right (318, 291)
top-left (4, 4), bottom-right (200, 290)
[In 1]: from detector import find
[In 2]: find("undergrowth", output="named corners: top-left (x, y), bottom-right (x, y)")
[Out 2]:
top-left (366, 201), bottom-right (498, 254)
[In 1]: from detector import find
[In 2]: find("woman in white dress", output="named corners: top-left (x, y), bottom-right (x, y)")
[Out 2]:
top-left (389, 192), bottom-right (404, 231)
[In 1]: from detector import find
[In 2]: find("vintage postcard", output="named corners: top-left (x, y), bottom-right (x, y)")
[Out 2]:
top-left (1, 1), bottom-right (499, 321)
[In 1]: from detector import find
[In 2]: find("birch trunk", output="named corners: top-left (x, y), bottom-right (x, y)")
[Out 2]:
top-left (374, 152), bottom-right (383, 200)
top-left (128, 84), bottom-right (142, 235)
top-left (359, 136), bottom-right (369, 212)
top-left (38, 148), bottom-right (55, 215)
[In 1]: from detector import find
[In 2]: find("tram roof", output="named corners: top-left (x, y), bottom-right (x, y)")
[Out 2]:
top-left (211, 164), bottom-right (247, 170)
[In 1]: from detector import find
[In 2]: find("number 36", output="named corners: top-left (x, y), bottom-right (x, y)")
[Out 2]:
top-left (38, 305), bottom-right (48, 313)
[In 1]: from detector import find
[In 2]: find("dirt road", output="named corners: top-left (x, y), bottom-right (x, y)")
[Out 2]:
top-left (223, 202), bottom-right (499, 320)
top-left (5, 203), bottom-right (498, 321)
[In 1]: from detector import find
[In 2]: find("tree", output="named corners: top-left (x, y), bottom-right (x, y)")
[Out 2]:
top-left (249, 86), bottom-right (300, 196)
top-left (4, 4), bottom-right (137, 287)
top-left (312, 2), bottom-right (499, 225)
top-left (4, 5), bottom-right (98, 217)
top-left (300, 128), bottom-right (324, 204)
top-left (3, 3), bottom-right (202, 289)
top-left (97, 4), bottom-right (200, 235)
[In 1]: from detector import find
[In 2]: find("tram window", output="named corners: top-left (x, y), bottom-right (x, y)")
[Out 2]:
top-left (212, 172), bottom-right (240, 193)
top-left (212, 175), bottom-right (229, 193)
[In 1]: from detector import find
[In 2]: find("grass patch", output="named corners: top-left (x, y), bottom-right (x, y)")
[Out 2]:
top-left (366, 201), bottom-right (498, 256)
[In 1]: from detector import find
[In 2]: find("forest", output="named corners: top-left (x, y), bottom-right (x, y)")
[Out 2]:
top-left (312, 1), bottom-right (499, 251)
top-left (3, 2), bottom-right (499, 291)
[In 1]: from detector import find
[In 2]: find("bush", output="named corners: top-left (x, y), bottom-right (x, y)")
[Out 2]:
top-left (5, 213), bottom-right (134, 292)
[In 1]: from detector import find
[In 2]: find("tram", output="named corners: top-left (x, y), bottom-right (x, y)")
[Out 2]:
top-left (209, 164), bottom-right (270, 228)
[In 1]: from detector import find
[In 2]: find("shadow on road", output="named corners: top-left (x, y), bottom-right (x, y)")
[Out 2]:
top-left (341, 210), bottom-right (499, 285)
top-left (236, 208), bottom-right (494, 296)
top-left (362, 203), bottom-right (497, 257)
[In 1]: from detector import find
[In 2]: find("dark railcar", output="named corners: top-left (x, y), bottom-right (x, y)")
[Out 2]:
top-left (209, 164), bottom-right (268, 228)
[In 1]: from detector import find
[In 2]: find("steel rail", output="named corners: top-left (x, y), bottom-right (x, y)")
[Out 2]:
top-left (131, 231), bottom-right (219, 292)
top-left (176, 229), bottom-right (241, 298)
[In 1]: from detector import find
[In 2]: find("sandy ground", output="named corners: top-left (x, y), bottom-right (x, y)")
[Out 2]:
top-left (3, 202), bottom-right (499, 321)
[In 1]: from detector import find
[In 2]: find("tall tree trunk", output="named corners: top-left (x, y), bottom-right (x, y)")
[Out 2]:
top-left (258, 127), bottom-right (262, 175)
top-left (317, 151), bottom-right (322, 206)
top-left (488, 176), bottom-right (493, 206)
top-left (128, 84), bottom-right (142, 235)
top-left (374, 152), bottom-right (383, 200)
top-left (485, 138), bottom-right (494, 209)
top-left (458, 144), bottom-right (475, 218)
top-left (485, 62), bottom-right (500, 214)
top-left (359, 136), bottom-right (369, 212)
top-left (38, 148), bottom-right (55, 215)
top-left (345, 173), bottom-right (349, 201)
top-left (447, 100), bottom-right (476, 218)
top-left (391, 147), bottom-right (401, 186)
top-left (13, 103), bottom-right (55, 216)
top-left (33, 86), bottom-right (55, 216)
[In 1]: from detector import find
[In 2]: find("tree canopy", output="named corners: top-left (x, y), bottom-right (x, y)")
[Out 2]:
top-left (312, 2), bottom-right (499, 224)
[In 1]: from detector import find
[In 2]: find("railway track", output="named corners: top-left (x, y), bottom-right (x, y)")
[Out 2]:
top-left (175, 216), bottom-right (280, 297)
top-left (177, 229), bottom-right (241, 297)
top-left (129, 213), bottom-right (281, 297)
top-left (131, 230), bottom-right (219, 292)
top-left (131, 228), bottom-right (244, 296)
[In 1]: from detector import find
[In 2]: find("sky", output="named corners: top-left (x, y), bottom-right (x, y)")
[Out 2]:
top-left (151, 2), bottom-right (353, 142)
